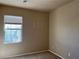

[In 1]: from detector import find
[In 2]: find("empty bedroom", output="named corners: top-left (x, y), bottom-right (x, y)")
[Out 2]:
top-left (0, 0), bottom-right (79, 59)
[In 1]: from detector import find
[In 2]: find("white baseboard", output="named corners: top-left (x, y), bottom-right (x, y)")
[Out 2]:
top-left (0, 50), bottom-right (65, 59)
top-left (48, 50), bottom-right (65, 59)
top-left (1, 50), bottom-right (48, 59)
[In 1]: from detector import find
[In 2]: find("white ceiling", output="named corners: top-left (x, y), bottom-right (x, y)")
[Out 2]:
top-left (0, 0), bottom-right (73, 12)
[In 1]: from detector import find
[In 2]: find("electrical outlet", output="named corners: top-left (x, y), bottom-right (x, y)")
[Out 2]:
top-left (68, 52), bottom-right (70, 56)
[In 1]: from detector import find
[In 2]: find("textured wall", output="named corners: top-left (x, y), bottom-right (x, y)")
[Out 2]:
top-left (49, 0), bottom-right (79, 59)
top-left (0, 5), bottom-right (49, 58)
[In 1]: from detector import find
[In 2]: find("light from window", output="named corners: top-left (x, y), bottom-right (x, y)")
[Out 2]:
top-left (4, 15), bottom-right (22, 44)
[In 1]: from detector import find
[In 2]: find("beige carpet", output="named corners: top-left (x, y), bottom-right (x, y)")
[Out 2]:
top-left (5, 51), bottom-right (61, 59)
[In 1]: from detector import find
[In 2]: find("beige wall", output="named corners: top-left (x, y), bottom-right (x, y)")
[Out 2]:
top-left (49, 0), bottom-right (79, 59)
top-left (0, 5), bottom-right (49, 58)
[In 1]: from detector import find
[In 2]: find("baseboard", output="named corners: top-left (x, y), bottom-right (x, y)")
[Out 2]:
top-left (1, 50), bottom-right (48, 59)
top-left (0, 50), bottom-right (65, 59)
top-left (48, 50), bottom-right (65, 59)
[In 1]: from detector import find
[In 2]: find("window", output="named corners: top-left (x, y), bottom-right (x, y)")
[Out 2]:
top-left (4, 15), bottom-right (23, 44)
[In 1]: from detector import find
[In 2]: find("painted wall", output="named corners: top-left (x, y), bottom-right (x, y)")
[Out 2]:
top-left (0, 5), bottom-right (49, 58)
top-left (49, 0), bottom-right (79, 59)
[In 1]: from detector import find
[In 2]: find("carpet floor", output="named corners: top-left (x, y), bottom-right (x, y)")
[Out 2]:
top-left (4, 51), bottom-right (61, 59)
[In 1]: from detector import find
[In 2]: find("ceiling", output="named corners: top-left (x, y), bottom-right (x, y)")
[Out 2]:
top-left (0, 0), bottom-right (73, 12)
